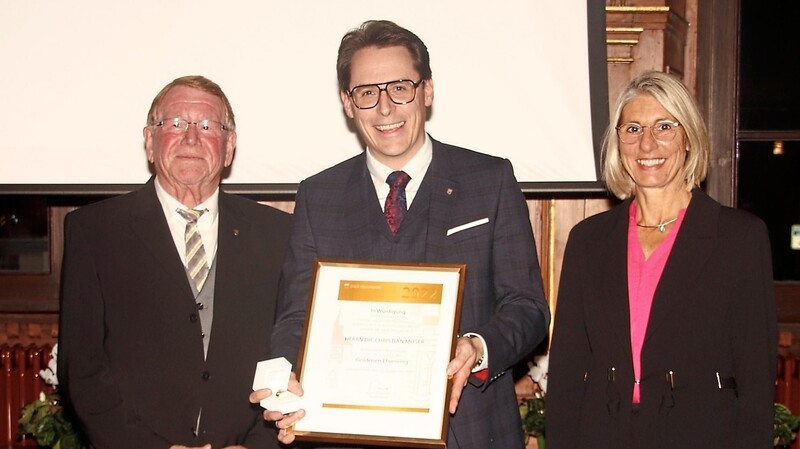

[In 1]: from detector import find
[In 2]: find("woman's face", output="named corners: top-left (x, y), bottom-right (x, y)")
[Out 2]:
top-left (617, 94), bottom-right (688, 195)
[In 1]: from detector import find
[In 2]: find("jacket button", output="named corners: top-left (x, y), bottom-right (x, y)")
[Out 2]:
top-left (202, 371), bottom-right (211, 381)
top-left (189, 313), bottom-right (198, 323)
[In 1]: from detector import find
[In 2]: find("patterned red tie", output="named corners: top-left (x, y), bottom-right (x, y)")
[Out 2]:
top-left (384, 170), bottom-right (411, 235)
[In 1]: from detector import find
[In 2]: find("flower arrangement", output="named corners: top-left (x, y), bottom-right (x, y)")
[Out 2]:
top-left (519, 354), bottom-right (548, 448)
top-left (18, 344), bottom-right (87, 449)
top-left (518, 354), bottom-right (800, 449)
top-left (775, 402), bottom-right (800, 448)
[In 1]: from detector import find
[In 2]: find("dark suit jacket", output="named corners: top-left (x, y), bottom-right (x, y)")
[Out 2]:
top-left (546, 189), bottom-right (777, 449)
top-left (271, 138), bottom-right (550, 449)
top-left (58, 178), bottom-right (291, 449)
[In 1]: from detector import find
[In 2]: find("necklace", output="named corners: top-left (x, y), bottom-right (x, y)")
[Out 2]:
top-left (636, 217), bottom-right (678, 233)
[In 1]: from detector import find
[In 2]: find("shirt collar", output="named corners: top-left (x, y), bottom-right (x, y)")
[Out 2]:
top-left (366, 133), bottom-right (433, 191)
top-left (154, 177), bottom-right (220, 223)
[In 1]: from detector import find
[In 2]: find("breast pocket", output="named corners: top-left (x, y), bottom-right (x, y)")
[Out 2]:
top-left (446, 217), bottom-right (490, 238)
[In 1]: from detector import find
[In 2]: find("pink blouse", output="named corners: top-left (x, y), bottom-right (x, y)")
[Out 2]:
top-left (627, 202), bottom-right (687, 403)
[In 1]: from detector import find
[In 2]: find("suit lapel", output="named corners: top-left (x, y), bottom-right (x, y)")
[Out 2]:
top-left (644, 190), bottom-right (719, 343)
top-left (601, 202), bottom-right (635, 359)
top-left (130, 179), bottom-right (195, 300)
top-left (423, 141), bottom-right (461, 262)
top-left (343, 155), bottom-right (383, 260)
top-left (214, 192), bottom-right (250, 306)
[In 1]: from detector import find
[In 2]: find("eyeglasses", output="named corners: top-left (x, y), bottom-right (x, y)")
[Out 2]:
top-left (151, 118), bottom-right (229, 137)
top-left (347, 79), bottom-right (423, 110)
top-left (616, 120), bottom-right (681, 144)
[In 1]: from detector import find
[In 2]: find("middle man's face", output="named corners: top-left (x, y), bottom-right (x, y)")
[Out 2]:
top-left (340, 45), bottom-right (434, 170)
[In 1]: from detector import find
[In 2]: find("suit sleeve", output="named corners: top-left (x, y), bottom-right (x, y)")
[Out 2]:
top-left (58, 212), bottom-right (170, 449)
top-left (240, 418), bottom-right (280, 449)
top-left (544, 224), bottom-right (590, 449)
top-left (471, 160), bottom-right (550, 382)
top-left (270, 181), bottom-right (315, 366)
top-left (732, 217), bottom-right (777, 449)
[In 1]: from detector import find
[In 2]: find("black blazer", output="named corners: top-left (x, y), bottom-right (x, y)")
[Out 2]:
top-left (547, 189), bottom-right (777, 449)
top-left (58, 179), bottom-right (291, 449)
top-left (271, 138), bottom-right (550, 449)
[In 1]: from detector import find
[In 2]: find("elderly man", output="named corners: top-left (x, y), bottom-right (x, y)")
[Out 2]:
top-left (254, 20), bottom-right (550, 449)
top-left (58, 76), bottom-right (290, 449)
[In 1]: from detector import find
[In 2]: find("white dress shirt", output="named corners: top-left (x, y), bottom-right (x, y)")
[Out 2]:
top-left (366, 134), bottom-right (433, 212)
top-left (154, 178), bottom-right (220, 267)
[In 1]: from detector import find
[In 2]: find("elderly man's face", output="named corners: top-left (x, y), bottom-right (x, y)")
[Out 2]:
top-left (143, 85), bottom-right (235, 194)
top-left (340, 45), bottom-right (433, 170)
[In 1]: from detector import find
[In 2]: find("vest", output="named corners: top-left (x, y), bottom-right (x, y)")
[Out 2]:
top-left (187, 255), bottom-right (217, 359)
top-left (369, 174), bottom-right (432, 262)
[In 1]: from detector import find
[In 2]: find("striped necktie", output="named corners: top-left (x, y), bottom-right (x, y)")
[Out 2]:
top-left (176, 208), bottom-right (210, 292)
top-left (384, 171), bottom-right (411, 235)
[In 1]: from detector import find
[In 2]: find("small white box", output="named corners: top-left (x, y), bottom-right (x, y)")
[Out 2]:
top-left (252, 357), bottom-right (303, 414)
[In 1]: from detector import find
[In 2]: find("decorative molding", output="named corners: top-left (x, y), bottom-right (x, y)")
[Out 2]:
top-left (606, 27), bottom-right (645, 33)
top-left (607, 39), bottom-right (640, 46)
top-left (608, 57), bottom-right (636, 64)
top-left (606, 6), bottom-right (669, 64)
top-left (605, 5), bottom-right (687, 71)
top-left (737, 130), bottom-right (800, 141)
top-left (0, 314), bottom-right (58, 347)
top-left (606, 6), bottom-right (670, 13)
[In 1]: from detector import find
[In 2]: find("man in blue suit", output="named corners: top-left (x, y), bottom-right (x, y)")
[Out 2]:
top-left (256, 20), bottom-right (550, 449)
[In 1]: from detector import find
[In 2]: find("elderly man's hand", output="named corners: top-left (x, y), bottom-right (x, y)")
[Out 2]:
top-left (248, 371), bottom-right (305, 445)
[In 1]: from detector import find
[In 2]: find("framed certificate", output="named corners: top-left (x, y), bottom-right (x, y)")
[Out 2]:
top-left (292, 259), bottom-right (466, 448)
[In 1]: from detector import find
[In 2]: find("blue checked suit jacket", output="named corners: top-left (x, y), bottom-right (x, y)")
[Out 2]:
top-left (272, 137), bottom-right (550, 449)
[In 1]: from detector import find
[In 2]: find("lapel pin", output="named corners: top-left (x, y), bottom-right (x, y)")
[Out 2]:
top-left (446, 188), bottom-right (454, 196)
top-left (233, 229), bottom-right (240, 236)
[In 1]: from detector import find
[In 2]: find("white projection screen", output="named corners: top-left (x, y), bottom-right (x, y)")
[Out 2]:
top-left (1, 0), bottom-right (608, 195)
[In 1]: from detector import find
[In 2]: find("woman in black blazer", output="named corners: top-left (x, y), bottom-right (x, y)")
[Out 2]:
top-left (546, 71), bottom-right (777, 449)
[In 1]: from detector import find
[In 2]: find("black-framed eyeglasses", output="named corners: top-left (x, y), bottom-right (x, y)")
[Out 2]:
top-left (151, 118), bottom-right (229, 137)
top-left (347, 79), bottom-right (424, 110)
top-left (616, 120), bottom-right (681, 144)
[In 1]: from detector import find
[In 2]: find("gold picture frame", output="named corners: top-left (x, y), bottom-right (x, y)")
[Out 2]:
top-left (292, 258), bottom-right (466, 448)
